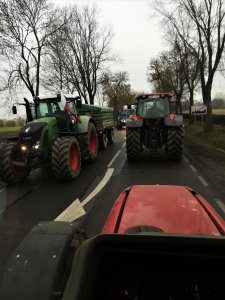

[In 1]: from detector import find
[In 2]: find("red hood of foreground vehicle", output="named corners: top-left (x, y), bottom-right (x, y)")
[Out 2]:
top-left (102, 185), bottom-right (225, 236)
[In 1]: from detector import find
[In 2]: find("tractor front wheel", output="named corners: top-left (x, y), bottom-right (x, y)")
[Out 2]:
top-left (0, 142), bottom-right (30, 184)
top-left (52, 136), bottom-right (81, 180)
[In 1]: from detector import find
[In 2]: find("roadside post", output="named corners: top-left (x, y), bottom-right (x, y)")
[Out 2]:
top-left (191, 105), bottom-right (207, 126)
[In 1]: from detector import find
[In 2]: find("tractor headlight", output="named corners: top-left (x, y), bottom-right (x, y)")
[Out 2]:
top-left (32, 141), bottom-right (40, 150)
top-left (21, 145), bottom-right (28, 152)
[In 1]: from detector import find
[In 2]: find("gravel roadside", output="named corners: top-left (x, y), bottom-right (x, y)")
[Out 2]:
top-left (184, 137), bottom-right (225, 200)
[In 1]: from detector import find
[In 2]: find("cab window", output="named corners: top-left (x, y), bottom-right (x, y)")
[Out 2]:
top-left (37, 102), bottom-right (49, 117)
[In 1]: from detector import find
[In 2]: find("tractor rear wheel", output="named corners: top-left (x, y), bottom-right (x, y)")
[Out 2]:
top-left (107, 129), bottom-right (114, 144)
top-left (166, 127), bottom-right (183, 160)
top-left (99, 132), bottom-right (108, 150)
top-left (82, 122), bottom-right (98, 162)
top-left (0, 142), bottom-right (30, 183)
top-left (52, 136), bottom-right (81, 180)
top-left (126, 128), bottom-right (141, 161)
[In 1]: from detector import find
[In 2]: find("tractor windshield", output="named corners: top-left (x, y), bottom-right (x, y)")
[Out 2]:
top-left (137, 97), bottom-right (170, 118)
top-left (36, 101), bottom-right (64, 118)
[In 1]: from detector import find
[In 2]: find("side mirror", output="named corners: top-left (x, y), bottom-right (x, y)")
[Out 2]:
top-left (12, 105), bottom-right (17, 114)
top-left (76, 98), bottom-right (82, 109)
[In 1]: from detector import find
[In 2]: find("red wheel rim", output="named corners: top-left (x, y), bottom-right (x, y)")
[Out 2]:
top-left (70, 144), bottom-right (79, 171)
top-left (90, 131), bottom-right (97, 154)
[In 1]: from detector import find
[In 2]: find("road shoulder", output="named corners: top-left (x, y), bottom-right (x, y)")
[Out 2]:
top-left (184, 138), bottom-right (225, 200)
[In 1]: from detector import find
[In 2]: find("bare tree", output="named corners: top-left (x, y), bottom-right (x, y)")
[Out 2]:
top-left (173, 37), bottom-right (201, 116)
top-left (147, 43), bottom-right (187, 112)
top-left (0, 0), bottom-right (65, 97)
top-left (42, 25), bottom-right (76, 94)
top-left (164, 28), bottom-right (201, 115)
top-left (45, 5), bottom-right (113, 104)
top-left (153, 0), bottom-right (225, 130)
top-left (100, 71), bottom-right (134, 116)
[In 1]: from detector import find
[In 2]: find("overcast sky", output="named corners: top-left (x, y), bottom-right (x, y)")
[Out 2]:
top-left (55, 0), bottom-right (225, 97)
top-left (55, 0), bottom-right (165, 93)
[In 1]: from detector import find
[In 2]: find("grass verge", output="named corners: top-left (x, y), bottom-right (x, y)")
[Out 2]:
top-left (0, 126), bottom-right (21, 132)
top-left (184, 121), bottom-right (225, 161)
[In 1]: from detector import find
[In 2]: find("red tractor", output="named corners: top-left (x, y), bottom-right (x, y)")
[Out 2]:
top-left (1, 185), bottom-right (225, 299)
top-left (126, 93), bottom-right (184, 160)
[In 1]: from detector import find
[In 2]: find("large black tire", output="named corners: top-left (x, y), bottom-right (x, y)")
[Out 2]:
top-left (0, 142), bottom-right (30, 184)
top-left (99, 131), bottom-right (108, 150)
top-left (126, 128), bottom-right (141, 161)
top-left (51, 136), bottom-right (81, 180)
top-left (82, 122), bottom-right (98, 162)
top-left (166, 127), bottom-right (183, 161)
top-left (107, 129), bottom-right (114, 144)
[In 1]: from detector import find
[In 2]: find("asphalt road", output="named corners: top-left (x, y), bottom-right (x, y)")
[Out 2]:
top-left (1, 129), bottom-right (225, 275)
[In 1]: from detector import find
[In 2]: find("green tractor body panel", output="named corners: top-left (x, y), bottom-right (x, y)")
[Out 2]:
top-left (78, 104), bottom-right (114, 132)
top-left (33, 117), bottom-right (58, 154)
top-left (19, 117), bottom-right (58, 156)
top-left (76, 115), bottom-right (93, 134)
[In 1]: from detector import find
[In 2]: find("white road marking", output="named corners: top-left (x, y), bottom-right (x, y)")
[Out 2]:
top-left (124, 136), bottom-right (126, 139)
top-left (217, 148), bottom-right (225, 154)
top-left (0, 187), bottom-right (6, 193)
top-left (189, 164), bottom-right (197, 173)
top-left (197, 176), bottom-right (209, 187)
top-left (55, 138), bottom-right (125, 222)
top-left (31, 168), bottom-right (40, 175)
top-left (215, 199), bottom-right (225, 214)
top-left (183, 156), bottom-right (189, 163)
top-left (55, 168), bottom-right (114, 222)
top-left (54, 199), bottom-right (86, 222)
top-left (107, 150), bottom-right (121, 167)
top-left (82, 168), bottom-right (114, 206)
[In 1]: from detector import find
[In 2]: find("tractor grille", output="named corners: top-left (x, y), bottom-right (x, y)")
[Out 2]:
top-left (19, 122), bottom-right (47, 145)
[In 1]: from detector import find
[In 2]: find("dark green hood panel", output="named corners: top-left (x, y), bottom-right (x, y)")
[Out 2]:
top-left (19, 118), bottom-right (58, 153)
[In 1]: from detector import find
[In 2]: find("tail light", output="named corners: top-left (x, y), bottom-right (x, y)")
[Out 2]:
top-left (164, 114), bottom-right (176, 120)
top-left (131, 115), bottom-right (143, 121)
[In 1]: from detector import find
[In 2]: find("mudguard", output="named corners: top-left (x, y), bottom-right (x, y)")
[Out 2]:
top-left (0, 221), bottom-right (84, 300)
top-left (164, 115), bottom-right (183, 127)
top-left (126, 116), bottom-right (143, 128)
top-left (77, 115), bottom-right (95, 134)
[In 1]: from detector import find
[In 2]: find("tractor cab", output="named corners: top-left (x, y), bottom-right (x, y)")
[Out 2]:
top-left (33, 95), bottom-right (81, 133)
top-left (34, 94), bottom-right (81, 120)
top-left (12, 94), bottom-right (81, 124)
top-left (135, 92), bottom-right (180, 120)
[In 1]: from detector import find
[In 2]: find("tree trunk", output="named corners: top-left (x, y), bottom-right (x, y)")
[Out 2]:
top-left (202, 84), bottom-right (213, 131)
top-left (89, 94), bottom-right (94, 105)
top-left (176, 95), bottom-right (182, 114)
top-left (36, 48), bottom-right (41, 96)
top-left (189, 89), bottom-right (194, 124)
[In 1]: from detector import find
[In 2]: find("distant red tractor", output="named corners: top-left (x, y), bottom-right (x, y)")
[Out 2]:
top-left (126, 93), bottom-right (184, 160)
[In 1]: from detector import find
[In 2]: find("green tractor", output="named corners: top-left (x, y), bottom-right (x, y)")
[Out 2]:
top-left (126, 92), bottom-right (183, 161)
top-left (0, 94), bottom-right (114, 184)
